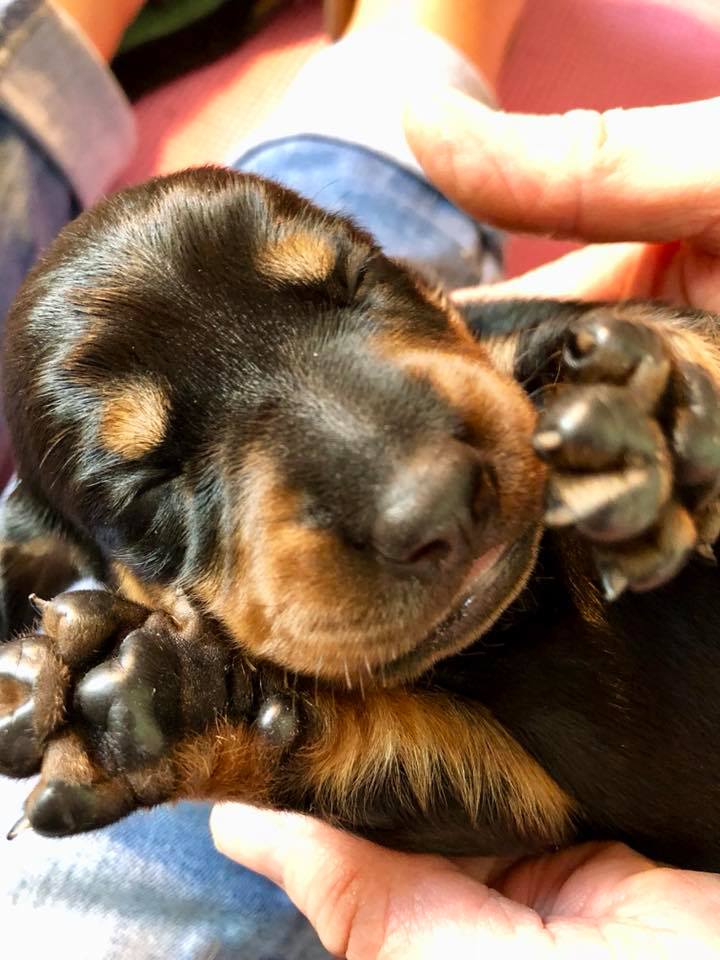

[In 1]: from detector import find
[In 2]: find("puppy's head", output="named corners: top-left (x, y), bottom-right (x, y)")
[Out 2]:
top-left (5, 168), bottom-right (545, 684)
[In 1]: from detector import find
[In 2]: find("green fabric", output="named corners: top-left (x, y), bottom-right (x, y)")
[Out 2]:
top-left (120, 0), bottom-right (229, 53)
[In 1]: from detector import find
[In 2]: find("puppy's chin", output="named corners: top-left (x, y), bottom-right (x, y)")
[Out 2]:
top-left (379, 524), bottom-right (542, 684)
top-left (240, 522), bottom-right (542, 687)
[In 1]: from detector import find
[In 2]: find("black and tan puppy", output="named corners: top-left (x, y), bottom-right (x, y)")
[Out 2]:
top-left (1, 168), bottom-right (719, 870)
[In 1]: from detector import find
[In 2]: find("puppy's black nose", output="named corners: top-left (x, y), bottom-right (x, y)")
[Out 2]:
top-left (372, 440), bottom-right (489, 578)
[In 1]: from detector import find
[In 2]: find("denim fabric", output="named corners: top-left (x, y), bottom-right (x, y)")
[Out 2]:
top-left (0, 112), bottom-right (77, 331)
top-left (231, 24), bottom-right (496, 182)
top-left (1, 778), bottom-right (329, 959)
top-left (0, 7), bottom-right (501, 955)
top-left (0, 0), bottom-right (135, 206)
top-left (0, 112), bottom-right (77, 483)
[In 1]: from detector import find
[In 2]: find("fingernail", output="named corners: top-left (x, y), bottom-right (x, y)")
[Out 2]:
top-left (696, 542), bottom-right (717, 564)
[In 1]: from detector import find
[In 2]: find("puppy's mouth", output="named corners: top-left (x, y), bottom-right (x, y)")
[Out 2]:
top-left (381, 526), bottom-right (541, 683)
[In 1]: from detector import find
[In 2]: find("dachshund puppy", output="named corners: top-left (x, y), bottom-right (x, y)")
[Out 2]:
top-left (1, 168), bottom-right (719, 870)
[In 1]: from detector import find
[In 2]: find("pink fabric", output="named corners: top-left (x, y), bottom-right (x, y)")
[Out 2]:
top-left (500, 0), bottom-right (720, 275)
top-left (117, 1), bottom-right (325, 185)
top-left (118, 0), bottom-right (720, 277)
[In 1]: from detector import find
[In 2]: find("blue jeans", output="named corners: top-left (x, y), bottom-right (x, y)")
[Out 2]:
top-left (0, 2), bottom-right (499, 957)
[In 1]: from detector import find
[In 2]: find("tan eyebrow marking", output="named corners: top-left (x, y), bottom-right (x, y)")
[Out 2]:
top-left (99, 376), bottom-right (170, 459)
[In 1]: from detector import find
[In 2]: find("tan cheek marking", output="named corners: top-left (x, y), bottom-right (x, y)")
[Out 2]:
top-left (191, 451), bottom-right (373, 672)
top-left (255, 230), bottom-right (335, 284)
top-left (189, 449), bottom-right (284, 648)
top-left (99, 377), bottom-right (169, 459)
top-left (302, 687), bottom-right (575, 844)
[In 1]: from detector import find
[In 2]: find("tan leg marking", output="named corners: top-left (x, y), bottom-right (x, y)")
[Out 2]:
top-left (301, 688), bottom-right (575, 844)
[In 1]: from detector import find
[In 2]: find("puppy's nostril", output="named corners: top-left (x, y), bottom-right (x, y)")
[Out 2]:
top-left (406, 537), bottom-right (452, 567)
top-left (373, 515), bottom-right (463, 575)
top-left (372, 440), bottom-right (492, 578)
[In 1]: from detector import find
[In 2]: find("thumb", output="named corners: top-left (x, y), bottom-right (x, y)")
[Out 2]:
top-left (452, 240), bottom-right (700, 312)
top-left (405, 90), bottom-right (720, 252)
top-left (452, 242), bottom-right (666, 303)
top-left (209, 803), bottom-right (542, 960)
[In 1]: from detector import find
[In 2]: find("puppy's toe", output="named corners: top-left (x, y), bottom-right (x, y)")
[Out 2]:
top-left (594, 502), bottom-right (696, 599)
top-left (671, 362), bottom-right (720, 498)
top-left (564, 312), bottom-right (670, 406)
top-left (35, 590), bottom-right (148, 666)
top-left (27, 778), bottom-right (136, 837)
top-left (16, 733), bottom-right (140, 838)
top-left (536, 384), bottom-right (672, 541)
top-left (0, 635), bottom-right (68, 778)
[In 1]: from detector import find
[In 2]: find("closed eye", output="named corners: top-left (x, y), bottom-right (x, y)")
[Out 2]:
top-left (133, 464), bottom-right (182, 498)
top-left (346, 253), bottom-right (379, 301)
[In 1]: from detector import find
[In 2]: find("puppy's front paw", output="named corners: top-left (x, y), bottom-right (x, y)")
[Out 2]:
top-left (0, 590), bottom-right (255, 836)
top-left (534, 309), bottom-right (720, 597)
top-left (0, 592), bottom-right (147, 780)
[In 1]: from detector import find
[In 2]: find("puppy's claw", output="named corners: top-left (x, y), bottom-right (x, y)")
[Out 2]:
top-left (28, 593), bottom-right (48, 615)
top-left (169, 588), bottom-right (199, 633)
top-left (6, 814), bottom-right (31, 840)
top-left (600, 567), bottom-right (629, 602)
top-left (696, 542), bottom-right (718, 564)
top-left (544, 502), bottom-right (575, 527)
top-left (533, 430), bottom-right (563, 455)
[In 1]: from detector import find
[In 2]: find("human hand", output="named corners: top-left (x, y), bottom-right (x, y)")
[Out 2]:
top-left (405, 91), bottom-right (720, 311)
top-left (211, 803), bottom-right (720, 958)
